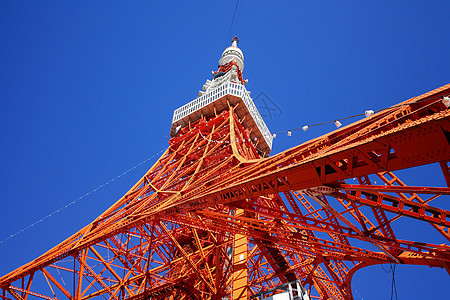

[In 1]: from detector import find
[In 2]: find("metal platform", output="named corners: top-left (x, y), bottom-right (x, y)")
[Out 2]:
top-left (250, 280), bottom-right (310, 300)
top-left (170, 81), bottom-right (273, 156)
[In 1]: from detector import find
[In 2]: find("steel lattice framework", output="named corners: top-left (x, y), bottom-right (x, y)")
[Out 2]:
top-left (1, 41), bottom-right (450, 299)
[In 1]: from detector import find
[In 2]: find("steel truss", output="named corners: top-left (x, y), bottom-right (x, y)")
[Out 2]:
top-left (1, 84), bottom-right (450, 299)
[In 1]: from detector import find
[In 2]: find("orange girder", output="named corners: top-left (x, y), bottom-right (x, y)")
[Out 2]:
top-left (1, 84), bottom-right (450, 300)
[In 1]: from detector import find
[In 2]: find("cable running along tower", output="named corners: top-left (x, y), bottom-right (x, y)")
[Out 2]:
top-left (2, 37), bottom-right (450, 300)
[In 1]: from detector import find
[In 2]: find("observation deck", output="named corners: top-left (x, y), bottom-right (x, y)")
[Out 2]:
top-left (170, 80), bottom-right (273, 156)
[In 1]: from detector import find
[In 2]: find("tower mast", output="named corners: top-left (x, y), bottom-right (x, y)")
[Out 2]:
top-left (170, 36), bottom-right (272, 157)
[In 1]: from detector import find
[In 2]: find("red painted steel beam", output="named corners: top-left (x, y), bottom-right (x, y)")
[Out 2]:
top-left (334, 183), bottom-right (450, 195)
top-left (330, 190), bottom-right (450, 227)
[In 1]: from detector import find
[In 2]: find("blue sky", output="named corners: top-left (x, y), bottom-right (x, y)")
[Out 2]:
top-left (1, 1), bottom-right (449, 299)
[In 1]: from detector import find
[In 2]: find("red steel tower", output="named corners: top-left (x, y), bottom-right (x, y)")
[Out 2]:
top-left (1, 37), bottom-right (450, 300)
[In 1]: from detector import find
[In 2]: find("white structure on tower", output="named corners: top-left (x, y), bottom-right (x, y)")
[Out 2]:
top-left (219, 37), bottom-right (244, 71)
top-left (170, 37), bottom-right (273, 156)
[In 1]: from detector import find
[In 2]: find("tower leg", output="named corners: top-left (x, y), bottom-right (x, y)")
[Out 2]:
top-left (232, 209), bottom-right (248, 300)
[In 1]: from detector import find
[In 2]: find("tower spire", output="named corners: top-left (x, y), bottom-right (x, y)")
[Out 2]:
top-left (232, 35), bottom-right (239, 46)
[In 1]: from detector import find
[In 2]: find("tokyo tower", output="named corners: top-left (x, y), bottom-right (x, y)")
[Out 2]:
top-left (1, 37), bottom-right (450, 300)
